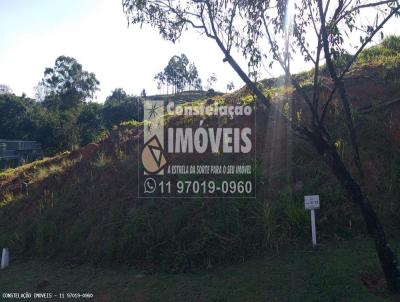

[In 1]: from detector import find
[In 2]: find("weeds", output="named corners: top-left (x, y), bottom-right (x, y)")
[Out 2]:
top-left (0, 37), bottom-right (399, 273)
top-left (94, 152), bottom-right (112, 167)
top-left (0, 192), bottom-right (14, 208)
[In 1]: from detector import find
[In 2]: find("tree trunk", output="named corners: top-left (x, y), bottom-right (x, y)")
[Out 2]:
top-left (208, 22), bottom-right (400, 292)
top-left (320, 140), bottom-right (400, 292)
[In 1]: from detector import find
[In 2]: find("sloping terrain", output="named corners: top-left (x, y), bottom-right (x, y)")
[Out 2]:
top-left (0, 39), bottom-right (400, 274)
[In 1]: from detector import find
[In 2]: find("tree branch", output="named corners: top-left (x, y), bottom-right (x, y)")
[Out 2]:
top-left (320, 4), bottom-right (400, 124)
top-left (318, 0), bottom-right (364, 180)
top-left (204, 1), bottom-right (313, 140)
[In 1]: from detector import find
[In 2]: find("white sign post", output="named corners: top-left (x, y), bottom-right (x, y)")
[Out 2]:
top-left (1, 248), bottom-right (9, 269)
top-left (304, 195), bottom-right (320, 248)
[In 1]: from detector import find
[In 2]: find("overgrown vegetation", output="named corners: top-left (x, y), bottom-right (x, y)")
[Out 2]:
top-left (0, 56), bottom-right (143, 155)
top-left (357, 35), bottom-right (400, 67)
top-left (0, 239), bottom-right (393, 301)
top-left (0, 38), bottom-right (399, 291)
top-left (1, 47), bottom-right (400, 272)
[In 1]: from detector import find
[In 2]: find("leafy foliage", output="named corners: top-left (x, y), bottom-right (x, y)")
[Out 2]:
top-left (155, 54), bottom-right (202, 94)
top-left (0, 59), bottom-right (143, 155)
top-left (102, 88), bottom-right (143, 128)
top-left (357, 35), bottom-right (400, 67)
top-left (37, 56), bottom-right (100, 110)
top-left (122, 0), bottom-right (400, 291)
top-left (0, 84), bottom-right (13, 95)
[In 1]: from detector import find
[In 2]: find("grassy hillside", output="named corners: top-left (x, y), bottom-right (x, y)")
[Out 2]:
top-left (0, 37), bottom-right (400, 277)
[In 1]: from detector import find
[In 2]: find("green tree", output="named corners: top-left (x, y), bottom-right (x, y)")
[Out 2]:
top-left (107, 88), bottom-right (127, 102)
top-left (77, 103), bottom-right (104, 145)
top-left (187, 63), bottom-right (202, 90)
top-left (123, 0), bottom-right (400, 292)
top-left (155, 54), bottom-right (202, 94)
top-left (0, 94), bottom-right (29, 139)
top-left (37, 55), bottom-right (100, 110)
top-left (0, 94), bottom-right (59, 153)
top-left (102, 88), bottom-right (143, 128)
top-left (0, 84), bottom-right (13, 95)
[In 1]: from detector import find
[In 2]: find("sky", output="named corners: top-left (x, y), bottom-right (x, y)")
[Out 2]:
top-left (0, 0), bottom-right (398, 102)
